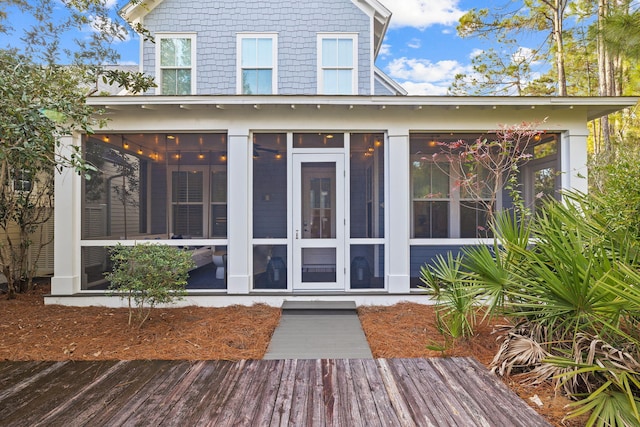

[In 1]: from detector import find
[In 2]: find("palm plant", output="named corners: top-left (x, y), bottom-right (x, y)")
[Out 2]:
top-left (419, 252), bottom-right (476, 340)
top-left (482, 193), bottom-right (640, 426)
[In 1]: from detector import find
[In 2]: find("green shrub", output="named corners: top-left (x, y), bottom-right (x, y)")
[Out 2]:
top-left (466, 193), bottom-right (640, 427)
top-left (105, 244), bottom-right (195, 328)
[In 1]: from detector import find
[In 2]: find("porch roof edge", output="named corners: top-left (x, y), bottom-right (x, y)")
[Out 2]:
top-left (88, 95), bottom-right (639, 121)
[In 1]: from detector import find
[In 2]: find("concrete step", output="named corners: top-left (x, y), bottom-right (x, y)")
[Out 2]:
top-left (281, 300), bottom-right (357, 311)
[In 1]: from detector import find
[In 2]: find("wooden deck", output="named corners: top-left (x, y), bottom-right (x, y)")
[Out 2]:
top-left (0, 358), bottom-right (550, 426)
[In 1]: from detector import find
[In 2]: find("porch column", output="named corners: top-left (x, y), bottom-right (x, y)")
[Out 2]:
top-left (562, 127), bottom-right (589, 194)
top-left (387, 130), bottom-right (411, 294)
top-left (51, 134), bottom-right (81, 295)
top-left (226, 130), bottom-right (251, 294)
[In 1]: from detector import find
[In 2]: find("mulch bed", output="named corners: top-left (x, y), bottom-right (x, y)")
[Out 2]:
top-left (0, 284), bottom-right (587, 426)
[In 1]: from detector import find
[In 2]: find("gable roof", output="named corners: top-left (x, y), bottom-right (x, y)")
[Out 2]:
top-left (120, 0), bottom-right (391, 57)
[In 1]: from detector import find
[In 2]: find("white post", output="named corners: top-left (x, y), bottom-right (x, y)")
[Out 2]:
top-left (387, 130), bottom-right (411, 293)
top-left (226, 130), bottom-right (251, 294)
top-left (562, 128), bottom-right (589, 194)
top-left (51, 134), bottom-right (81, 295)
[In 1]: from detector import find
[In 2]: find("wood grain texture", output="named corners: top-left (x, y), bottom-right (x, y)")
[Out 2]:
top-left (0, 358), bottom-right (551, 426)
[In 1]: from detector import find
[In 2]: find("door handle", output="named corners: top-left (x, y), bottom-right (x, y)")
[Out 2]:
top-left (296, 229), bottom-right (299, 239)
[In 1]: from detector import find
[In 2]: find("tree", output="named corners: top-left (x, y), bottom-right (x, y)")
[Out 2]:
top-left (0, 0), bottom-right (154, 298)
top-left (449, 42), bottom-right (554, 96)
top-left (456, 1), bottom-right (570, 96)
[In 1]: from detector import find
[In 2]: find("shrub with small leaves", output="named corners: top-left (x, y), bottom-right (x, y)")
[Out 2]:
top-left (105, 244), bottom-right (194, 328)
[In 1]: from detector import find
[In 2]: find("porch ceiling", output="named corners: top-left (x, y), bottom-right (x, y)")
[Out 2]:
top-left (89, 95), bottom-right (638, 121)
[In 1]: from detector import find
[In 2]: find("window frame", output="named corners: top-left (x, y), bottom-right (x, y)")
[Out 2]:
top-left (236, 33), bottom-right (278, 95)
top-left (317, 33), bottom-right (358, 95)
top-left (523, 135), bottom-right (561, 212)
top-left (168, 165), bottom-right (227, 238)
top-left (155, 33), bottom-right (197, 95)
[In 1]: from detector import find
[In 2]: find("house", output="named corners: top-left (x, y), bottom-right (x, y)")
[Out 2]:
top-left (47, 0), bottom-right (637, 306)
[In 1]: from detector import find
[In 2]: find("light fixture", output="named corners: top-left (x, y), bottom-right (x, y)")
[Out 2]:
top-left (174, 152), bottom-right (181, 160)
top-left (103, 136), bottom-right (110, 142)
top-left (198, 151), bottom-right (205, 160)
top-left (220, 152), bottom-right (227, 162)
top-left (167, 135), bottom-right (175, 140)
top-left (375, 139), bottom-right (382, 147)
top-left (326, 134), bottom-right (334, 139)
top-left (368, 145), bottom-right (375, 153)
top-left (275, 152), bottom-right (282, 160)
top-left (137, 146), bottom-right (143, 155)
top-left (428, 140), bottom-right (437, 148)
top-left (123, 141), bottom-right (130, 150)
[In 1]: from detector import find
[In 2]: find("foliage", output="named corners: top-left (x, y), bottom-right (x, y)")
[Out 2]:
top-left (0, 0), bottom-right (155, 298)
top-left (0, 51), bottom-right (98, 297)
top-left (477, 193), bottom-right (640, 426)
top-left (433, 121), bottom-right (544, 223)
top-left (421, 187), bottom-right (640, 425)
top-left (589, 147), bottom-right (640, 239)
top-left (419, 252), bottom-right (476, 341)
top-left (105, 244), bottom-right (194, 328)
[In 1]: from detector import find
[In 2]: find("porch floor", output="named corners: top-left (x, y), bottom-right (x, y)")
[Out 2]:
top-left (0, 358), bottom-right (550, 426)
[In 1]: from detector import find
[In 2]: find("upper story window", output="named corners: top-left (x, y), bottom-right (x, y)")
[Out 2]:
top-left (156, 33), bottom-right (196, 95)
top-left (318, 34), bottom-right (357, 95)
top-left (237, 34), bottom-right (277, 95)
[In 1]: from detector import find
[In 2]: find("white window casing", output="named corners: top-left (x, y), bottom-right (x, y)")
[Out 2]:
top-left (317, 33), bottom-right (358, 95)
top-left (236, 33), bottom-right (278, 95)
top-left (155, 33), bottom-right (197, 95)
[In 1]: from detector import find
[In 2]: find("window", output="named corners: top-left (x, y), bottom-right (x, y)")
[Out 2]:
top-left (410, 134), bottom-right (499, 239)
top-left (524, 135), bottom-right (560, 215)
top-left (13, 169), bottom-right (32, 192)
top-left (237, 34), bottom-right (277, 94)
top-left (157, 34), bottom-right (196, 95)
top-left (411, 160), bottom-right (450, 238)
top-left (318, 34), bottom-right (357, 94)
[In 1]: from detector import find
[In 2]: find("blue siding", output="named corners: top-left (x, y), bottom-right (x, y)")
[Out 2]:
top-left (143, 0), bottom-right (373, 95)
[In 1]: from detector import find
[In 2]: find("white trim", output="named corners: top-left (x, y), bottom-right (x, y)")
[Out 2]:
top-left (292, 153), bottom-right (346, 291)
top-left (317, 33), bottom-right (359, 95)
top-left (155, 33), bottom-right (197, 95)
top-left (236, 33), bottom-right (278, 95)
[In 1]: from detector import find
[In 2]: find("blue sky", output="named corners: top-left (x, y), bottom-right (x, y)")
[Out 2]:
top-left (4, 0), bottom-right (534, 95)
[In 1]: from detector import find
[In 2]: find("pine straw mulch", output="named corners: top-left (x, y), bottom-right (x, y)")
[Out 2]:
top-left (0, 284), bottom-right (281, 361)
top-left (1, 285), bottom-right (587, 426)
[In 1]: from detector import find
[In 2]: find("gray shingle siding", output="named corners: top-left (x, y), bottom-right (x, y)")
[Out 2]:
top-left (374, 77), bottom-right (396, 96)
top-left (143, 0), bottom-right (373, 95)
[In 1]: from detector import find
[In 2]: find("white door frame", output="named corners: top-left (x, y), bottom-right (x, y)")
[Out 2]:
top-left (292, 153), bottom-right (345, 290)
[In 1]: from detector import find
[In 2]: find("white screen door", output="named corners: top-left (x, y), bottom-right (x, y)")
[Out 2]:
top-left (293, 153), bottom-right (345, 290)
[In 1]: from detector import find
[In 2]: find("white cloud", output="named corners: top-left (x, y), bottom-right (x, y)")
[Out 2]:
top-left (379, 0), bottom-right (466, 29)
top-left (86, 15), bottom-right (130, 42)
top-left (386, 57), bottom-right (471, 95)
top-left (469, 48), bottom-right (484, 59)
top-left (103, 0), bottom-right (118, 8)
top-left (512, 46), bottom-right (539, 65)
top-left (378, 43), bottom-right (391, 58)
top-left (407, 38), bottom-right (422, 49)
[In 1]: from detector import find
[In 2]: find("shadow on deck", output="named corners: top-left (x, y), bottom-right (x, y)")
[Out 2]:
top-left (0, 358), bottom-right (550, 426)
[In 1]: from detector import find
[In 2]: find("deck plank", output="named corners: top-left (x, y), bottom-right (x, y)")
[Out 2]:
top-left (432, 357), bottom-right (551, 427)
top-left (269, 358), bottom-right (298, 427)
top-left (0, 358), bottom-right (553, 427)
top-left (399, 358), bottom-right (481, 426)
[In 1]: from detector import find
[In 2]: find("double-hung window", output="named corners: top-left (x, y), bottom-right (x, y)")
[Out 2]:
top-left (318, 34), bottom-right (357, 95)
top-left (237, 34), bottom-right (277, 94)
top-left (157, 33), bottom-right (196, 95)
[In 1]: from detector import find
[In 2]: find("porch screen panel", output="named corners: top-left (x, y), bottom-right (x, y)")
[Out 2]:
top-left (82, 135), bottom-right (147, 240)
top-left (350, 133), bottom-right (384, 238)
top-left (172, 171), bottom-right (203, 237)
top-left (211, 169), bottom-right (227, 238)
top-left (253, 133), bottom-right (287, 239)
